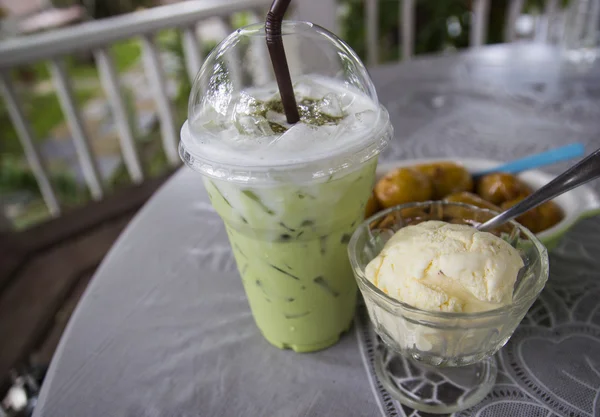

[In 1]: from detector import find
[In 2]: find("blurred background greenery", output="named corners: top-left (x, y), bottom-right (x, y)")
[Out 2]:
top-left (0, 0), bottom-right (569, 229)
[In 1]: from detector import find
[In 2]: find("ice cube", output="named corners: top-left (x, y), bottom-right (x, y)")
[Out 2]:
top-left (355, 109), bottom-right (376, 124)
top-left (234, 91), bottom-right (265, 117)
top-left (328, 110), bottom-right (373, 142)
top-left (219, 125), bottom-right (241, 141)
top-left (339, 91), bottom-right (357, 112)
top-left (194, 103), bottom-right (222, 122)
top-left (189, 106), bottom-right (227, 137)
top-left (245, 85), bottom-right (278, 102)
top-left (235, 115), bottom-right (274, 136)
top-left (317, 93), bottom-right (344, 118)
top-left (264, 90), bottom-right (283, 104)
top-left (266, 110), bottom-right (289, 127)
top-left (293, 80), bottom-right (313, 100)
top-left (268, 123), bottom-right (321, 150)
top-left (293, 78), bottom-right (330, 100)
top-left (200, 119), bottom-right (226, 136)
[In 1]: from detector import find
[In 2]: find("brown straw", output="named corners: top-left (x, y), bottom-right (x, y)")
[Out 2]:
top-left (265, 0), bottom-right (300, 124)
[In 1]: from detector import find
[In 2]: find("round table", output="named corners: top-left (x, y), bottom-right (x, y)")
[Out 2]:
top-left (34, 44), bottom-right (600, 417)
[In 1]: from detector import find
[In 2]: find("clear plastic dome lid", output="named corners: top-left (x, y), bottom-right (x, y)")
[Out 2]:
top-left (180, 21), bottom-right (392, 183)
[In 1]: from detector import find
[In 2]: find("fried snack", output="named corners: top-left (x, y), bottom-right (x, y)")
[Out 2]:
top-left (414, 162), bottom-right (474, 199)
top-left (374, 168), bottom-right (434, 208)
top-left (537, 201), bottom-right (564, 231)
top-left (477, 173), bottom-right (532, 205)
top-left (501, 197), bottom-right (542, 233)
top-left (372, 165), bottom-right (565, 235)
top-left (444, 191), bottom-right (502, 212)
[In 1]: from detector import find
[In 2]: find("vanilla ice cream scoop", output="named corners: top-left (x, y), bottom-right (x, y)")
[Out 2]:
top-left (365, 220), bottom-right (524, 313)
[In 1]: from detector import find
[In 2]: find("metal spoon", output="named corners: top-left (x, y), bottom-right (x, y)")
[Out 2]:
top-left (477, 148), bottom-right (600, 232)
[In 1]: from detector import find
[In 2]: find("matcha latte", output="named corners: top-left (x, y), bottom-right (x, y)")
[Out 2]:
top-left (180, 22), bottom-right (392, 352)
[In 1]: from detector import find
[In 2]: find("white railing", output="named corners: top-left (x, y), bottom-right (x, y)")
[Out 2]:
top-left (0, 0), bottom-right (272, 225)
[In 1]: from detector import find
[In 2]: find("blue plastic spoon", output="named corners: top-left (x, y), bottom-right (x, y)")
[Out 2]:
top-left (472, 143), bottom-right (585, 178)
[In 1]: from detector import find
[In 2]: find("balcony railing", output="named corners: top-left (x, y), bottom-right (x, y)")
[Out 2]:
top-left (0, 0), bottom-right (272, 229)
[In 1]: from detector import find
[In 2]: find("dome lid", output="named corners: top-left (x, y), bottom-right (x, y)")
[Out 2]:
top-left (180, 21), bottom-right (392, 184)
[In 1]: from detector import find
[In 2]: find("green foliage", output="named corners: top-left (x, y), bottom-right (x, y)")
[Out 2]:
top-left (157, 29), bottom-right (191, 126)
top-left (21, 38), bottom-right (141, 82)
top-left (0, 156), bottom-right (86, 203)
top-left (11, 202), bottom-right (51, 230)
top-left (414, 0), bottom-right (471, 55)
top-left (231, 12), bottom-right (252, 29)
top-left (110, 39), bottom-right (143, 72)
top-left (340, 0), bottom-right (478, 61)
top-left (0, 158), bottom-right (39, 194)
top-left (0, 88), bottom-right (96, 155)
top-left (146, 140), bottom-right (170, 178)
top-left (0, 156), bottom-right (88, 228)
top-left (339, 0), bottom-right (573, 63)
top-left (53, 0), bottom-right (155, 19)
top-left (0, 153), bottom-right (89, 229)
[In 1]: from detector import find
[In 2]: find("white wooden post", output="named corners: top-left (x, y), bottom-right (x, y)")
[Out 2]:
top-left (0, 72), bottom-right (61, 216)
top-left (94, 48), bottom-right (144, 184)
top-left (505, 0), bottom-right (525, 42)
top-left (181, 25), bottom-right (204, 83)
top-left (538, 0), bottom-right (558, 43)
top-left (401, 0), bottom-right (415, 60)
top-left (365, 0), bottom-right (379, 66)
top-left (292, 0), bottom-right (338, 35)
top-left (585, 0), bottom-right (600, 46)
top-left (470, 0), bottom-right (490, 47)
top-left (141, 34), bottom-right (180, 166)
top-left (49, 58), bottom-right (104, 201)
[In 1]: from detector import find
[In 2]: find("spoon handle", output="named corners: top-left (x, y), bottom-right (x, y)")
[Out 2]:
top-left (471, 143), bottom-right (585, 178)
top-left (478, 148), bottom-right (600, 232)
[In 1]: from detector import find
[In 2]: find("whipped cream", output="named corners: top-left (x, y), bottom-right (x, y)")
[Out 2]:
top-left (183, 76), bottom-right (381, 167)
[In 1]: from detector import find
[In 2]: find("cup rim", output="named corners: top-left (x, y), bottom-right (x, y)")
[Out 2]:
top-left (347, 201), bottom-right (550, 319)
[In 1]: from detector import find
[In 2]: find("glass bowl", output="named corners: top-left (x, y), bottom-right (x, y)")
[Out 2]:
top-left (347, 201), bottom-right (549, 414)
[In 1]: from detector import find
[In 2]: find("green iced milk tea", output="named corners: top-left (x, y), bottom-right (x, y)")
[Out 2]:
top-left (180, 22), bottom-right (392, 352)
top-left (204, 158), bottom-right (378, 352)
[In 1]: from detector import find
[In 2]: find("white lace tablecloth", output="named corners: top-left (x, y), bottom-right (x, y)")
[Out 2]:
top-left (34, 44), bottom-right (600, 417)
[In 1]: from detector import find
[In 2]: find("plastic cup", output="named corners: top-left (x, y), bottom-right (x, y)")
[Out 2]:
top-left (180, 21), bottom-right (393, 352)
